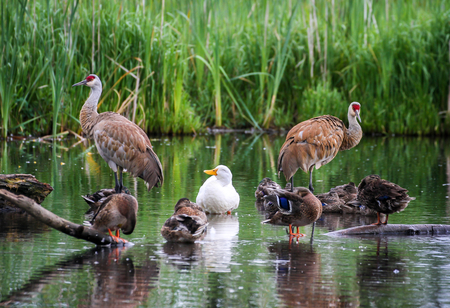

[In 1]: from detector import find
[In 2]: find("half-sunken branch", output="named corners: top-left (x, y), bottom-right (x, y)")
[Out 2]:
top-left (326, 224), bottom-right (450, 236)
top-left (0, 189), bottom-right (127, 246)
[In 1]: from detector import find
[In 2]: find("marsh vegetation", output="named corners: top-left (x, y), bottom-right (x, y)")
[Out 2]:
top-left (1, 0), bottom-right (449, 137)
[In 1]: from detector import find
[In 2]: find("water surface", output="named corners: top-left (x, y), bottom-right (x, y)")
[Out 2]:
top-left (1, 134), bottom-right (449, 307)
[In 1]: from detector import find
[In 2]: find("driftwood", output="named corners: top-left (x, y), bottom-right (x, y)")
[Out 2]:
top-left (0, 174), bottom-right (53, 210)
top-left (0, 189), bottom-right (128, 246)
top-left (326, 224), bottom-right (450, 236)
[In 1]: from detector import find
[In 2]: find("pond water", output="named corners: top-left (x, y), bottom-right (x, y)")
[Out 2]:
top-left (1, 133), bottom-right (450, 307)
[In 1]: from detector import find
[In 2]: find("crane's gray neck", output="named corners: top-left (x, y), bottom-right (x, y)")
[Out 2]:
top-left (80, 85), bottom-right (102, 138)
top-left (340, 113), bottom-right (362, 151)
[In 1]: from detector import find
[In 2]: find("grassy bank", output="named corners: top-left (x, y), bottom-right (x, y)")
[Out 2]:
top-left (1, 0), bottom-right (449, 137)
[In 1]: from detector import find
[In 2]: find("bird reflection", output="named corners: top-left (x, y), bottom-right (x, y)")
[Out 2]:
top-left (356, 237), bottom-right (408, 298)
top-left (202, 214), bottom-right (239, 272)
top-left (0, 247), bottom-right (159, 307)
top-left (268, 241), bottom-right (358, 307)
top-left (79, 247), bottom-right (158, 307)
top-left (161, 242), bottom-right (203, 269)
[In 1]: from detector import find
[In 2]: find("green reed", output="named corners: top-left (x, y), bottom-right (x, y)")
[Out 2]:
top-left (1, 0), bottom-right (449, 136)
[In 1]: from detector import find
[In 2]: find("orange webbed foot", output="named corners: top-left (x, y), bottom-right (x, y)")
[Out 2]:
top-left (108, 229), bottom-right (127, 243)
top-left (288, 225), bottom-right (306, 238)
top-left (371, 213), bottom-right (383, 226)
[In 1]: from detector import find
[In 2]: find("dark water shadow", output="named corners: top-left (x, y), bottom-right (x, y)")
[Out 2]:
top-left (268, 241), bottom-right (359, 307)
top-left (0, 212), bottom-right (50, 240)
top-left (0, 246), bottom-right (159, 307)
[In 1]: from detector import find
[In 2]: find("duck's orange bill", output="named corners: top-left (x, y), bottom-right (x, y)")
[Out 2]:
top-left (204, 168), bottom-right (218, 176)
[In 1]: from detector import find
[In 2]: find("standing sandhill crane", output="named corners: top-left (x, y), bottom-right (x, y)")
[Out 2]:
top-left (278, 102), bottom-right (362, 193)
top-left (73, 74), bottom-right (163, 193)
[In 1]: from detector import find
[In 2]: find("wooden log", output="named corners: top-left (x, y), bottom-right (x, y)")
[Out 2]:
top-left (0, 189), bottom-right (128, 246)
top-left (0, 174), bottom-right (53, 210)
top-left (325, 224), bottom-right (450, 236)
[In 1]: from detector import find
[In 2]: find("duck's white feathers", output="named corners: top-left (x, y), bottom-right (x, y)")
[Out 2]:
top-left (196, 165), bottom-right (240, 214)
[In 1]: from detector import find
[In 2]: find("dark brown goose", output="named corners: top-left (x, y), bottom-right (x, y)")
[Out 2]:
top-left (161, 198), bottom-right (208, 243)
top-left (354, 174), bottom-right (415, 225)
top-left (278, 102), bottom-right (362, 193)
top-left (73, 74), bottom-right (163, 193)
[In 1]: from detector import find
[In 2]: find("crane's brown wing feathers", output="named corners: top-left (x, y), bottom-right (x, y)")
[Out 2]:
top-left (278, 115), bottom-right (345, 181)
top-left (94, 113), bottom-right (163, 190)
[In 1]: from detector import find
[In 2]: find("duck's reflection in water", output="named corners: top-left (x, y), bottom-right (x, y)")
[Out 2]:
top-left (356, 237), bottom-right (409, 305)
top-left (79, 247), bottom-right (159, 307)
top-left (202, 214), bottom-right (239, 273)
top-left (161, 242), bottom-right (203, 269)
top-left (268, 241), bottom-right (359, 307)
top-left (1, 246), bottom-right (159, 308)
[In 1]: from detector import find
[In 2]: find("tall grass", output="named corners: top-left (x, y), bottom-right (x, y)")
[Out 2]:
top-left (1, 0), bottom-right (450, 137)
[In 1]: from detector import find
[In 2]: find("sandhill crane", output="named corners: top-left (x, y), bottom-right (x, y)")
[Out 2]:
top-left (351, 174), bottom-right (415, 225)
top-left (278, 102), bottom-right (362, 193)
top-left (73, 74), bottom-right (163, 193)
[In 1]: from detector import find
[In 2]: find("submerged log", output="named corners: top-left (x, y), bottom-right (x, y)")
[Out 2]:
top-left (0, 174), bottom-right (53, 211)
top-left (326, 224), bottom-right (450, 236)
top-left (0, 189), bottom-right (128, 246)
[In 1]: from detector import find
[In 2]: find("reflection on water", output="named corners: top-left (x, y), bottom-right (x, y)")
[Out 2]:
top-left (0, 246), bottom-right (159, 307)
top-left (317, 213), bottom-right (377, 232)
top-left (1, 135), bottom-right (450, 306)
top-left (161, 242), bottom-right (203, 269)
top-left (269, 241), bottom-right (359, 307)
top-left (202, 215), bottom-right (239, 273)
top-left (0, 212), bottom-right (50, 240)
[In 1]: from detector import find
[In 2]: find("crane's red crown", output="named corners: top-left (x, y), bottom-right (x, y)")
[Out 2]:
top-left (86, 75), bottom-right (95, 82)
top-left (352, 103), bottom-right (360, 111)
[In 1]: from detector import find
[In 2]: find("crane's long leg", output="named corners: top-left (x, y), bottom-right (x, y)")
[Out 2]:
top-left (114, 172), bottom-right (120, 193)
top-left (289, 177), bottom-right (294, 192)
top-left (114, 167), bottom-right (124, 193)
top-left (118, 166), bottom-right (123, 191)
top-left (308, 166), bottom-right (314, 193)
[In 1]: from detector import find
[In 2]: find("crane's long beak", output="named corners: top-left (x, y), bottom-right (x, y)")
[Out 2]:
top-left (356, 110), bottom-right (361, 123)
top-left (72, 80), bottom-right (87, 87)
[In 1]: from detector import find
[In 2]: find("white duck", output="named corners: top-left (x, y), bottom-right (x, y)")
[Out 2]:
top-left (196, 165), bottom-right (240, 214)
